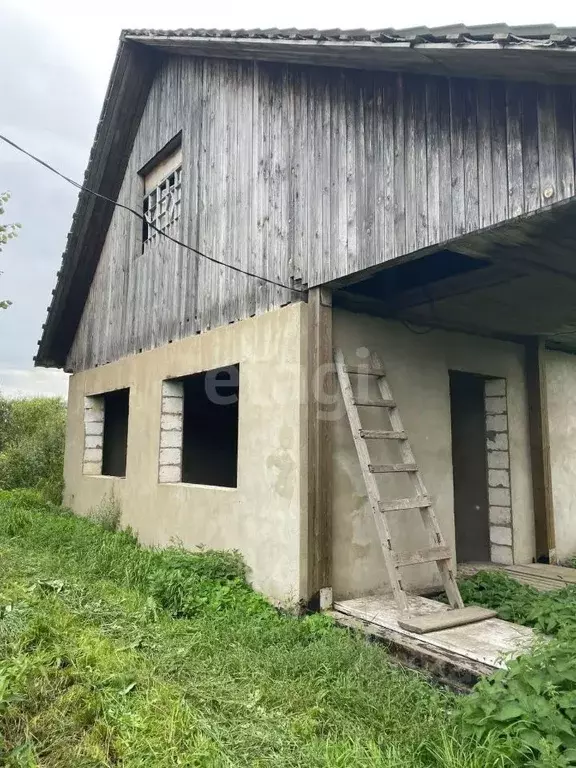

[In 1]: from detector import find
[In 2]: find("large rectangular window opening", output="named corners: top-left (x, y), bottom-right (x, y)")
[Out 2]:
top-left (84, 388), bottom-right (130, 478)
top-left (102, 389), bottom-right (130, 477)
top-left (159, 366), bottom-right (239, 488)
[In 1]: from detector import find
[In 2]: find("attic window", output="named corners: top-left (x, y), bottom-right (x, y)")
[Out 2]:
top-left (141, 139), bottom-right (182, 249)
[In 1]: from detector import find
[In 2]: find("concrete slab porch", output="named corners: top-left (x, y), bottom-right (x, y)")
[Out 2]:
top-left (332, 595), bottom-right (535, 681)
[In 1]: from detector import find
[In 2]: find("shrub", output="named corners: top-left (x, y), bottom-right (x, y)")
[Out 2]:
top-left (147, 547), bottom-right (267, 618)
top-left (458, 571), bottom-right (576, 637)
top-left (0, 395), bottom-right (66, 504)
top-left (461, 640), bottom-right (576, 767)
top-left (87, 491), bottom-right (122, 531)
top-left (459, 571), bottom-right (576, 765)
top-left (0, 489), bottom-right (52, 512)
top-left (458, 571), bottom-right (540, 625)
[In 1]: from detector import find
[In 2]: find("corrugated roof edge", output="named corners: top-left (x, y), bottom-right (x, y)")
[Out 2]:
top-left (121, 23), bottom-right (576, 45)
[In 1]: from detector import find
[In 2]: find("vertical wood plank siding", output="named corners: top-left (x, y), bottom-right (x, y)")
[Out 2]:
top-left (68, 57), bottom-right (576, 371)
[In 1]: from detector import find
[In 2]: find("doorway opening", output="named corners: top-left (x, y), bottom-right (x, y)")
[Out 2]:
top-left (450, 371), bottom-right (491, 563)
top-left (449, 371), bottom-right (513, 565)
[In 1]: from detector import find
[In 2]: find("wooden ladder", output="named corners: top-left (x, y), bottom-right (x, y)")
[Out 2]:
top-left (334, 347), bottom-right (496, 632)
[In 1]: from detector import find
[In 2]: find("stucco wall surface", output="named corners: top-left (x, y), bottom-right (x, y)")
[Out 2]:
top-left (546, 350), bottom-right (576, 562)
top-left (64, 303), bottom-right (308, 604)
top-left (332, 309), bottom-right (534, 599)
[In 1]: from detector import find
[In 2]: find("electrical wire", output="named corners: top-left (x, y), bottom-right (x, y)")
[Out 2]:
top-left (0, 133), bottom-right (303, 295)
top-left (399, 318), bottom-right (434, 334)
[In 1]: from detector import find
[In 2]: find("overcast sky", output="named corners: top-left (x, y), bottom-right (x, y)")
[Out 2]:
top-left (1, 0), bottom-right (575, 399)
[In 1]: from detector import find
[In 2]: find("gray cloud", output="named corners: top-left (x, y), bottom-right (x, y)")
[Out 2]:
top-left (0, 368), bottom-right (68, 399)
top-left (0, 6), bottom-right (101, 395)
top-left (1, 0), bottom-right (575, 400)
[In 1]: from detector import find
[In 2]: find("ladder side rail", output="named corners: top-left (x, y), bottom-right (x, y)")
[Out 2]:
top-left (370, 351), bottom-right (464, 610)
top-left (334, 348), bottom-right (409, 612)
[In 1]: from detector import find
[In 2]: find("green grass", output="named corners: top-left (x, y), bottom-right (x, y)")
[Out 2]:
top-left (458, 570), bottom-right (576, 638)
top-left (0, 491), bottom-right (522, 767)
top-left (457, 571), bottom-right (576, 767)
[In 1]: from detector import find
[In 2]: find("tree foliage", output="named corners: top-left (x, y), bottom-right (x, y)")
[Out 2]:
top-left (0, 394), bottom-right (66, 503)
top-left (0, 191), bottom-right (20, 309)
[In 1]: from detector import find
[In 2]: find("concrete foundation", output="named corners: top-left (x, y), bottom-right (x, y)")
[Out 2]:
top-left (64, 302), bottom-right (576, 604)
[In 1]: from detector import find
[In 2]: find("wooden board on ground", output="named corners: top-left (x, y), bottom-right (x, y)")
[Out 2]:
top-left (505, 563), bottom-right (576, 591)
top-left (335, 594), bottom-right (535, 669)
top-left (458, 561), bottom-right (576, 592)
top-left (398, 605), bottom-right (497, 634)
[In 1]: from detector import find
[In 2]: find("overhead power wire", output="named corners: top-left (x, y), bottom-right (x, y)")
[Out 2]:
top-left (0, 133), bottom-right (303, 295)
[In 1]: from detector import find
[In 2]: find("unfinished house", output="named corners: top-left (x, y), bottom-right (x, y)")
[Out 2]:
top-left (37, 25), bottom-right (576, 630)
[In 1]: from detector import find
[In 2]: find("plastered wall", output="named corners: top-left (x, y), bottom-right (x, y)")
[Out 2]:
top-left (64, 303), bottom-right (308, 604)
top-left (332, 309), bottom-right (535, 599)
top-left (546, 349), bottom-right (576, 562)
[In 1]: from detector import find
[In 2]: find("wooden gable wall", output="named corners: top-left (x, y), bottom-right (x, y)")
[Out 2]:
top-left (68, 54), bottom-right (576, 370)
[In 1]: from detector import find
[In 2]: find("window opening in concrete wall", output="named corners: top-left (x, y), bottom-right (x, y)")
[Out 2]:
top-left (102, 389), bottom-right (130, 477)
top-left (84, 388), bottom-right (130, 478)
top-left (159, 366), bottom-right (240, 488)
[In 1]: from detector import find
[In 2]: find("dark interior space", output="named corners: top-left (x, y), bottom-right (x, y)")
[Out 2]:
top-left (449, 371), bottom-right (491, 563)
top-left (102, 388), bottom-right (130, 477)
top-left (181, 365), bottom-right (239, 488)
top-left (347, 249), bottom-right (491, 302)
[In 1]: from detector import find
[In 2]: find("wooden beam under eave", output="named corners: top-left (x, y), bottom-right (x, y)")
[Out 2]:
top-left (526, 338), bottom-right (556, 563)
top-left (307, 287), bottom-right (333, 607)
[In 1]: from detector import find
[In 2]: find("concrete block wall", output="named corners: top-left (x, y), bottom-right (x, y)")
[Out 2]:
top-left (83, 396), bottom-right (104, 475)
top-left (64, 302), bottom-right (308, 604)
top-left (158, 380), bottom-right (184, 483)
top-left (485, 378), bottom-right (514, 564)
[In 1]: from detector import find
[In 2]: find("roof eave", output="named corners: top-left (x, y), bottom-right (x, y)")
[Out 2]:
top-left (123, 32), bottom-right (576, 83)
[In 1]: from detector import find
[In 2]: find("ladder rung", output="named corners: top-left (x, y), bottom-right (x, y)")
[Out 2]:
top-left (379, 497), bottom-right (431, 512)
top-left (360, 429), bottom-right (406, 440)
top-left (345, 365), bottom-right (387, 377)
top-left (335, 345), bottom-right (466, 612)
top-left (394, 545), bottom-right (451, 568)
top-left (354, 398), bottom-right (395, 408)
top-left (369, 463), bottom-right (418, 473)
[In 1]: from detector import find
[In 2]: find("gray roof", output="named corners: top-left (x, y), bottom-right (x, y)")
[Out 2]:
top-left (124, 24), bottom-right (576, 44)
top-left (124, 23), bottom-right (576, 89)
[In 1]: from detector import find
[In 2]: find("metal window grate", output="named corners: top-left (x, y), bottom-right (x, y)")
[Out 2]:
top-left (143, 167), bottom-right (182, 247)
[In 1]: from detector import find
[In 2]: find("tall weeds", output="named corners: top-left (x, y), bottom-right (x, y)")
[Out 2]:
top-left (0, 491), bottom-right (517, 767)
top-left (0, 395), bottom-right (66, 504)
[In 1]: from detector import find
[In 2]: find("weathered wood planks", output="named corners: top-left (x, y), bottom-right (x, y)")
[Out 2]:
top-left (68, 57), bottom-right (576, 371)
